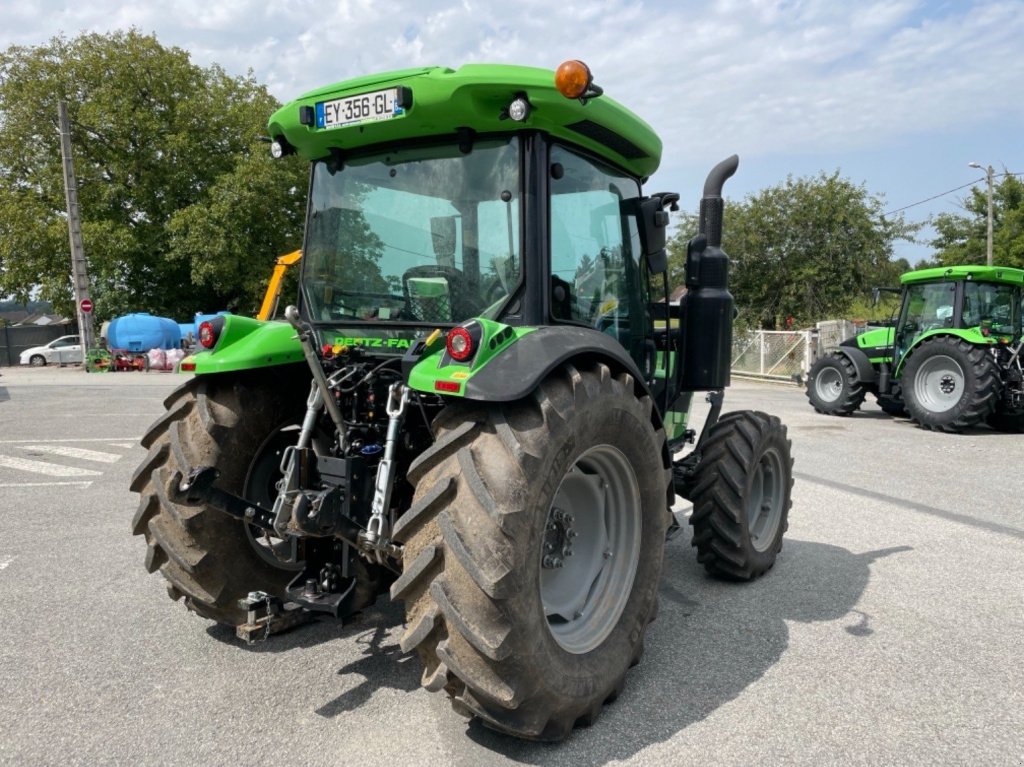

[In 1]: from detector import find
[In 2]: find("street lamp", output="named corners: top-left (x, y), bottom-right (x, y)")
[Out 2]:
top-left (968, 161), bottom-right (994, 266)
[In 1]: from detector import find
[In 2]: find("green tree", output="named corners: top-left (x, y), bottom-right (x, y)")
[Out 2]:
top-left (930, 172), bottom-right (1024, 269)
top-left (0, 30), bottom-right (306, 320)
top-left (668, 173), bottom-right (915, 328)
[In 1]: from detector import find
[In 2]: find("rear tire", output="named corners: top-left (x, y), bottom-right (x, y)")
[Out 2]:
top-left (29, 354), bottom-right (46, 367)
top-left (130, 370), bottom-right (309, 624)
top-left (806, 353), bottom-right (865, 415)
top-left (391, 362), bottom-right (670, 741)
top-left (688, 411), bottom-right (793, 580)
top-left (902, 336), bottom-right (1000, 433)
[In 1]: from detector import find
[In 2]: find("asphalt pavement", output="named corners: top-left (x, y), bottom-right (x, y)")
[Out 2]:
top-left (0, 364), bottom-right (1021, 766)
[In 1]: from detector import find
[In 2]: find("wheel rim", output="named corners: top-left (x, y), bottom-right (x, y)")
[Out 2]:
top-left (30, 355), bottom-right (45, 367)
top-left (242, 424), bottom-right (304, 571)
top-left (814, 367), bottom-right (843, 403)
top-left (913, 355), bottom-right (964, 413)
top-left (539, 445), bottom-right (641, 655)
top-left (746, 445), bottom-right (785, 553)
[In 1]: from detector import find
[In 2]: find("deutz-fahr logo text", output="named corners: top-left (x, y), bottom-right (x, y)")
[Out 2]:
top-left (333, 336), bottom-right (411, 349)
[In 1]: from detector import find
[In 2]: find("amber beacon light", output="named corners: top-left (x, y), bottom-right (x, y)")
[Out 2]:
top-left (555, 60), bottom-right (597, 100)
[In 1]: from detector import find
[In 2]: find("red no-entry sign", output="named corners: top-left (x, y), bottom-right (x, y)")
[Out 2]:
top-left (80, 298), bottom-right (93, 314)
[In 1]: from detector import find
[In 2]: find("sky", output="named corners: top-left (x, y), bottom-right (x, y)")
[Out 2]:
top-left (3, 0), bottom-right (1022, 266)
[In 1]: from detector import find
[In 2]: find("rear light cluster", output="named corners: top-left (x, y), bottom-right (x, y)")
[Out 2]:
top-left (198, 321), bottom-right (218, 349)
top-left (446, 327), bottom-right (473, 361)
top-left (197, 317), bottom-right (226, 350)
top-left (444, 322), bottom-right (483, 364)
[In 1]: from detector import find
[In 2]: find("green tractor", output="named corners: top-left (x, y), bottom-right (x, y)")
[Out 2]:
top-left (806, 265), bottom-right (1024, 432)
top-left (131, 60), bottom-right (793, 740)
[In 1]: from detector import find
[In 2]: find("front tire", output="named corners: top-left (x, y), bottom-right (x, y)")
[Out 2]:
top-left (806, 353), bottom-right (865, 415)
top-left (130, 370), bottom-right (310, 624)
top-left (390, 362), bottom-right (670, 741)
top-left (29, 354), bottom-right (46, 367)
top-left (902, 336), bottom-right (1000, 432)
top-left (687, 411), bottom-right (793, 580)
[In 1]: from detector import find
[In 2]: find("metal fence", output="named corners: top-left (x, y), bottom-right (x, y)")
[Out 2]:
top-left (0, 323), bottom-right (77, 366)
top-left (731, 329), bottom-right (815, 382)
top-left (730, 321), bottom-right (863, 383)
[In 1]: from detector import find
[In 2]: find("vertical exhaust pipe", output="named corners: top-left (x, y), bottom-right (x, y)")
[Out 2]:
top-left (678, 155), bottom-right (738, 391)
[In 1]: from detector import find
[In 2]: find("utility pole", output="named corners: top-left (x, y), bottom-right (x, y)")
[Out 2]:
top-left (58, 101), bottom-right (96, 355)
top-left (968, 162), bottom-right (995, 267)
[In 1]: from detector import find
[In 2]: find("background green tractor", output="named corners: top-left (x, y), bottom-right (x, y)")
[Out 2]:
top-left (131, 60), bottom-right (794, 741)
top-left (806, 265), bottom-right (1024, 432)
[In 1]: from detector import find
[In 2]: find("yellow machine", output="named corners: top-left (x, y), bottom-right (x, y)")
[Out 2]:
top-left (256, 250), bottom-right (302, 321)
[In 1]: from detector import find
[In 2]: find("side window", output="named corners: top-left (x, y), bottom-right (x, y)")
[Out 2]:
top-left (901, 282), bottom-right (955, 331)
top-left (549, 146), bottom-right (646, 357)
top-left (964, 282), bottom-right (1016, 335)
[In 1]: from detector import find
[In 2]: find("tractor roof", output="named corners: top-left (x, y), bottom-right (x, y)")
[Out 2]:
top-left (268, 63), bottom-right (662, 179)
top-left (901, 265), bottom-right (1024, 286)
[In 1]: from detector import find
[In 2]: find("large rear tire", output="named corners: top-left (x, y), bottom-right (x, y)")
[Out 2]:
top-left (688, 411), bottom-right (793, 580)
top-left (806, 353), bottom-right (865, 415)
top-left (130, 370), bottom-right (309, 624)
top-left (390, 362), bottom-right (670, 741)
top-left (902, 336), bottom-right (1000, 433)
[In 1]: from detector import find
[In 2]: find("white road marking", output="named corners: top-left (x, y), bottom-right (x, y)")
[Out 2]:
top-left (0, 481), bottom-right (93, 488)
top-left (109, 443), bottom-right (136, 449)
top-left (0, 437), bottom-right (142, 444)
top-left (22, 445), bottom-right (123, 463)
top-left (0, 456), bottom-right (102, 477)
top-left (0, 556), bottom-right (13, 571)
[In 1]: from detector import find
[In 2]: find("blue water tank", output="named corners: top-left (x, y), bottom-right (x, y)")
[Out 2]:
top-left (106, 313), bottom-right (182, 352)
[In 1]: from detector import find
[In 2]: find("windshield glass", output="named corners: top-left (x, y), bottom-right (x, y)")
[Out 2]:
top-left (303, 138), bottom-right (521, 325)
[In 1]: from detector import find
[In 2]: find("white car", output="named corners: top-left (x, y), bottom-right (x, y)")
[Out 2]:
top-left (19, 335), bottom-right (84, 366)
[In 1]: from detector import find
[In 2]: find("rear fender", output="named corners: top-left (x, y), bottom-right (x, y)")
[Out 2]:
top-left (832, 346), bottom-right (878, 386)
top-left (187, 316), bottom-right (305, 375)
top-left (894, 328), bottom-right (997, 377)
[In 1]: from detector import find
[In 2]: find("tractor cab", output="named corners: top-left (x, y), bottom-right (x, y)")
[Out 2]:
top-left (263, 60), bottom-right (732, 429)
top-left (892, 267), bottom-right (1022, 364)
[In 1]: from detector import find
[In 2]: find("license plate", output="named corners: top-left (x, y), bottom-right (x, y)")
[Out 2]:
top-left (316, 88), bottom-right (404, 130)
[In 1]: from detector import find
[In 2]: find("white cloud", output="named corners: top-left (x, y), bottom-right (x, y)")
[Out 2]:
top-left (2, 0), bottom-right (1020, 225)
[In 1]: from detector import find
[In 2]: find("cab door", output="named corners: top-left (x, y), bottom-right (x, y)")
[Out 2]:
top-left (548, 144), bottom-right (651, 377)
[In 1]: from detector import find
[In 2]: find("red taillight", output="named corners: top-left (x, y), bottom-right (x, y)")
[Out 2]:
top-left (435, 380), bottom-right (461, 393)
top-left (446, 327), bottom-right (473, 361)
top-left (180, 360), bottom-right (196, 372)
top-left (198, 321), bottom-right (218, 349)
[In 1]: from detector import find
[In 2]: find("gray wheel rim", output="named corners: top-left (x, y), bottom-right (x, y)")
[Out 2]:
top-left (539, 445), bottom-right (641, 655)
top-left (242, 424), bottom-right (304, 571)
top-left (913, 354), bottom-right (964, 413)
top-left (30, 355), bottom-right (45, 367)
top-left (814, 366), bottom-right (843, 403)
top-left (747, 445), bottom-right (785, 553)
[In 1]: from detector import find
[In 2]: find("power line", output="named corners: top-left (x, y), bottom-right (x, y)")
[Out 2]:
top-left (882, 171), bottom-right (1023, 217)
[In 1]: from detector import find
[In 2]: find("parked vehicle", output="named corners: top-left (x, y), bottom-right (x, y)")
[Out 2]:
top-left (806, 265), bottom-right (1024, 432)
top-left (19, 335), bottom-right (83, 366)
top-left (131, 60), bottom-right (794, 741)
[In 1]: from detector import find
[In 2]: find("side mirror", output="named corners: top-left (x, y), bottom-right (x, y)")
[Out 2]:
top-left (872, 286), bottom-right (901, 306)
top-left (639, 197), bottom-right (669, 255)
top-left (647, 249), bottom-right (668, 275)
